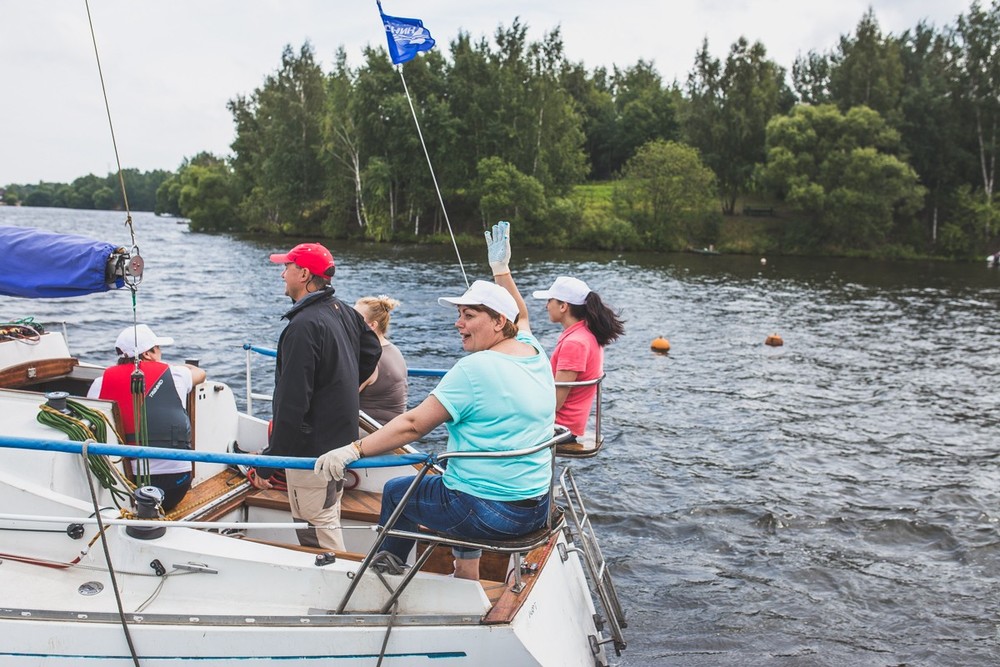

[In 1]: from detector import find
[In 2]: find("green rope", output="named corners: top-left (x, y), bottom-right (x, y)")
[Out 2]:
top-left (37, 401), bottom-right (134, 506)
top-left (131, 372), bottom-right (151, 486)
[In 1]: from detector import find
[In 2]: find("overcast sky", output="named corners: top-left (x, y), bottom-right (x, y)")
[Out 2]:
top-left (1, 0), bottom-right (973, 186)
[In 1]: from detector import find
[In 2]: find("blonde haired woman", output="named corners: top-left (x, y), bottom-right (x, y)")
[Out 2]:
top-left (355, 295), bottom-right (408, 425)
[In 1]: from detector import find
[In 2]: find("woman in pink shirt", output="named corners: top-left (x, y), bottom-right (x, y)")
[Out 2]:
top-left (532, 277), bottom-right (624, 438)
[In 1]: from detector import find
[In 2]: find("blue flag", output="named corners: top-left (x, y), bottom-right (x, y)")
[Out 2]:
top-left (377, 1), bottom-right (435, 65)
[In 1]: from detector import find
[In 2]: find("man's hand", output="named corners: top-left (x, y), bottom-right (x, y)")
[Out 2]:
top-left (485, 220), bottom-right (511, 276)
top-left (314, 444), bottom-right (360, 482)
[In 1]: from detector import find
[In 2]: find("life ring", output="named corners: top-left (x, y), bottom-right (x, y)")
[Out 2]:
top-left (343, 468), bottom-right (360, 491)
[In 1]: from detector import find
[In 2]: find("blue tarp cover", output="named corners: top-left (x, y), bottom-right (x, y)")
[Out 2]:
top-left (0, 225), bottom-right (121, 298)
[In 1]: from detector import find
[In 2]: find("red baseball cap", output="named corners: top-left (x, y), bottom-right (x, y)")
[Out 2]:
top-left (269, 243), bottom-right (335, 277)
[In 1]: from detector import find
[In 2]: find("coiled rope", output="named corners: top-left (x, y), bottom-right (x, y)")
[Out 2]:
top-left (37, 399), bottom-right (133, 507)
top-left (0, 318), bottom-right (44, 343)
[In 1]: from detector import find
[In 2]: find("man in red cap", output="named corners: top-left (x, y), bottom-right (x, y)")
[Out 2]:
top-left (250, 243), bottom-right (381, 551)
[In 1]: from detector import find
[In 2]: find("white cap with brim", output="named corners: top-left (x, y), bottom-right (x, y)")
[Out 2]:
top-left (531, 276), bottom-right (591, 306)
top-left (115, 324), bottom-right (175, 358)
top-left (438, 280), bottom-right (519, 321)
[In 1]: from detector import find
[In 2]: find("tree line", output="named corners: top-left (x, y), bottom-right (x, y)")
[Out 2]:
top-left (2, 170), bottom-right (169, 214)
top-left (6, 2), bottom-right (1000, 259)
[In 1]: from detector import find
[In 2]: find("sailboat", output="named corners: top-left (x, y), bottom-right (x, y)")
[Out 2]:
top-left (0, 1), bottom-right (627, 661)
top-left (0, 223), bottom-right (626, 667)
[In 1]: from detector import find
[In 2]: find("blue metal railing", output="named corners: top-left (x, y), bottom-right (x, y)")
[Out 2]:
top-left (242, 343), bottom-right (604, 444)
top-left (0, 435), bottom-right (430, 470)
top-left (243, 343), bottom-right (446, 415)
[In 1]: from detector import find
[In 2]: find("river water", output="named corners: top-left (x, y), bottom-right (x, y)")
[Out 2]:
top-left (2, 207), bottom-right (999, 666)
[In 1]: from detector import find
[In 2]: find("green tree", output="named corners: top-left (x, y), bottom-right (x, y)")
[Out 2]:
top-left (792, 50), bottom-right (833, 103)
top-left (897, 21), bottom-right (970, 250)
top-left (607, 60), bottom-right (680, 179)
top-left (760, 104), bottom-right (925, 252)
top-left (828, 8), bottom-right (905, 125)
top-left (474, 156), bottom-right (549, 240)
top-left (320, 48), bottom-right (366, 237)
top-left (685, 37), bottom-right (792, 214)
top-left (613, 139), bottom-right (718, 249)
top-left (228, 43), bottom-right (328, 234)
top-left (178, 162), bottom-right (241, 232)
top-left (953, 0), bottom-right (1000, 246)
top-left (562, 63), bottom-right (617, 180)
top-left (91, 186), bottom-right (116, 210)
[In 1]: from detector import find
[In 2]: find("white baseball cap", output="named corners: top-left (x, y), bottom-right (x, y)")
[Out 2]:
top-left (531, 276), bottom-right (591, 305)
top-left (115, 324), bottom-right (174, 358)
top-left (438, 280), bottom-right (519, 321)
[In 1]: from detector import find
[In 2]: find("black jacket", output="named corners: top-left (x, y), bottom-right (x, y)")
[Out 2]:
top-left (262, 286), bottom-right (381, 465)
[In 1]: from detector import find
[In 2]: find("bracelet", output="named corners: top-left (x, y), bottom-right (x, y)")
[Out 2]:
top-left (352, 439), bottom-right (364, 458)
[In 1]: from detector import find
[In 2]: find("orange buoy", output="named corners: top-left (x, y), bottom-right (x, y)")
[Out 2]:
top-left (650, 337), bottom-right (671, 353)
top-left (764, 333), bottom-right (783, 347)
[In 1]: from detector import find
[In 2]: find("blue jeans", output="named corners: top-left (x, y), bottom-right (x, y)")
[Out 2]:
top-left (378, 474), bottom-right (550, 561)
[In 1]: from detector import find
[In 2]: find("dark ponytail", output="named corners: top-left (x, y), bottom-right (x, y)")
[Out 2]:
top-left (568, 292), bottom-right (625, 347)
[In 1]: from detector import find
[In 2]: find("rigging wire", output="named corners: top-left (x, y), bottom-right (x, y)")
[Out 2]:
top-left (83, 0), bottom-right (143, 298)
top-left (84, 0), bottom-right (149, 473)
top-left (84, 0), bottom-right (132, 221)
top-left (395, 65), bottom-right (470, 288)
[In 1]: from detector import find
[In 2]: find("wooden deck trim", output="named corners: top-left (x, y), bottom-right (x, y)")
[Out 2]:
top-left (171, 468), bottom-right (250, 521)
top-left (0, 357), bottom-right (79, 388)
top-left (233, 534), bottom-right (365, 560)
top-left (481, 534), bottom-right (558, 625)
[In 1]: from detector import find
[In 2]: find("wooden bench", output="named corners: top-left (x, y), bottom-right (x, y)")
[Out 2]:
top-left (743, 205), bottom-right (775, 217)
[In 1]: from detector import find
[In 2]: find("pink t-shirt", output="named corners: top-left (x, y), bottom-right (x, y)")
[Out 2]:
top-left (551, 320), bottom-right (603, 436)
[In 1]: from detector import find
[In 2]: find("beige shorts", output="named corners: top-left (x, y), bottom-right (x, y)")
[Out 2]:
top-left (285, 468), bottom-right (345, 551)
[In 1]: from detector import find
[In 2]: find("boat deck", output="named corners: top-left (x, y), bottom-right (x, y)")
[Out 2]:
top-left (170, 467), bottom-right (530, 611)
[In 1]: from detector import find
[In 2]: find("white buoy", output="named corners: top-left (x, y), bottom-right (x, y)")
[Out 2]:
top-left (760, 257), bottom-right (767, 266)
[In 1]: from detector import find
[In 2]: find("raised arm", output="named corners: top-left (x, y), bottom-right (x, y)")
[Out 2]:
top-left (485, 220), bottom-right (530, 334)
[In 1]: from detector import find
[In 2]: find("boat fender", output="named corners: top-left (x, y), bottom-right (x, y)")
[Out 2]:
top-left (650, 337), bottom-right (671, 353)
top-left (765, 333), bottom-right (784, 347)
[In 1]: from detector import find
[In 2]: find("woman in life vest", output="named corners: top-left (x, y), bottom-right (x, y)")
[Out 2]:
top-left (87, 324), bottom-right (206, 511)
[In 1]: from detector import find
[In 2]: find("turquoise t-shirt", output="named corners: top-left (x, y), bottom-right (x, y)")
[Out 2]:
top-left (432, 331), bottom-right (555, 500)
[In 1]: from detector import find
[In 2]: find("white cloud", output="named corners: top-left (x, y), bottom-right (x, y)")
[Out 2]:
top-left (0, 0), bottom-right (971, 185)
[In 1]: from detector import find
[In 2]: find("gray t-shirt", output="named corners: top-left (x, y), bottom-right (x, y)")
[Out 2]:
top-left (359, 341), bottom-right (408, 425)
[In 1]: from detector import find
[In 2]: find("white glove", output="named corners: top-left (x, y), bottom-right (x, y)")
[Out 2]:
top-left (485, 220), bottom-right (511, 276)
top-left (314, 444), bottom-right (359, 482)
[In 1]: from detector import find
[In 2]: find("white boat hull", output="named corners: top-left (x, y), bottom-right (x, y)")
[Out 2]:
top-left (0, 527), bottom-right (603, 666)
top-left (0, 332), bottom-right (616, 666)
